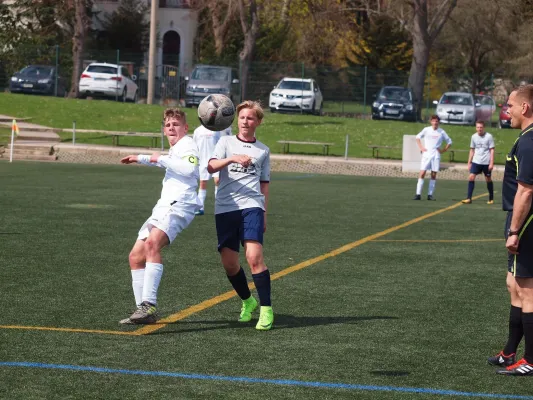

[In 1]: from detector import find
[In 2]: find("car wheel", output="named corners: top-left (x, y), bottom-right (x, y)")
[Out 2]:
top-left (119, 88), bottom-right (127, 102)
top-left (131, 90), bottom-right (138, 103)
top-left (270, 107), bottom-right (276, 113)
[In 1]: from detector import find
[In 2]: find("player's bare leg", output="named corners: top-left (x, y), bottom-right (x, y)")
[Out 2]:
top-left (221, 247), bottom-right (257, 322)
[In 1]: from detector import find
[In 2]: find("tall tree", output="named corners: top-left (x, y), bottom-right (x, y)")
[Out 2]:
top-left (238, 0), bottom-right (259, 99)
top-left (407, 0), bottom-right (457, 119)
top-left (68, 0), bottom-right (90, 98)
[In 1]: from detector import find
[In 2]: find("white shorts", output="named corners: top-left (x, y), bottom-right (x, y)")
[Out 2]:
top-left (199, 164), bottom-right (219, 181)
top-left (137, 201), bottom-right (197, 243)
top-left (420, 153), bottom-right (440, 172)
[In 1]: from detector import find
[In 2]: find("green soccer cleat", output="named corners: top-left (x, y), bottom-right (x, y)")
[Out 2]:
top-left (256, 306), bottom-right (274, 331)
top-left (238, 296), bottom-right (258, 322)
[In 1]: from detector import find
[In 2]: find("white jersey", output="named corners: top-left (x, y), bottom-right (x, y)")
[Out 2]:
top-left (137, 135), bottom-right (201, 207)
top-left (193, 125), bottom-right (232, 168)
top-left (211, 135), bottom-right (270, 214)
top-left (470, 132), bottom-right (495, 165)
top-left (416, 127), bottom-right (452, 157)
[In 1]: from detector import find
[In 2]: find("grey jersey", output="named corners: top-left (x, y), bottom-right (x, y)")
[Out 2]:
top-left (470, 132), bottom-right (495, 165)
top-left (211, 135), bottom-right (270, 214)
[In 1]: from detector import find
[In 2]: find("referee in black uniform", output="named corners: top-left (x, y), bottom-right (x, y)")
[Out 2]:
top-left (490, 85), bottom-right (533, 376)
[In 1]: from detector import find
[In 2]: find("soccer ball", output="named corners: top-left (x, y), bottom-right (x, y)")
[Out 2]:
top-left (197, 94), bottom-right (235, 131)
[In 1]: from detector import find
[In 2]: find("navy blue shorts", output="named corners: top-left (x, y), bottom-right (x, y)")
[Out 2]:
top-left (215, 207), bottom-right (264, 252)
top-left (470, 162), bottom-right (491, 177)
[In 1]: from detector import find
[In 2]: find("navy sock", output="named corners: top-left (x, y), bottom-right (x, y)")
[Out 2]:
top-left (504, 305), bottom-right (523, 356)
top-left (467, 181), bottom-right (475, 199)
top-left (252, 270), bottom-right (271, 306)
top-left (227, 267), bottom-right (251, 300)
top-left (523, 312), bottom-right (533, 364)
top-left (487, 181), bottom-right (494, 200)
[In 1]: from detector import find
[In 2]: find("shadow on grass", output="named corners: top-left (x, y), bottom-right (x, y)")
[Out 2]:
top-left (147, 314), bottom-right (398, 335)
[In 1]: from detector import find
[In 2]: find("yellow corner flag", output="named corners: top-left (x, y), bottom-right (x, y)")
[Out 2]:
top-left (12, 119), bottom-right (19, 135)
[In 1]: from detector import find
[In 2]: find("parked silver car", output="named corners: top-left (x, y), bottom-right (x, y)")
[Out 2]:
top-left (185, 65), bottom-right (239, 107)
top-left (433, 92), bottom-right (479, 125)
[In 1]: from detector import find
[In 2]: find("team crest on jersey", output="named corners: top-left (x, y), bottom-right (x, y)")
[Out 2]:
top-left (230, 160), bottom-right (257, 175)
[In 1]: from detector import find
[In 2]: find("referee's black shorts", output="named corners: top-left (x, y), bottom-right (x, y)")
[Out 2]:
top-left (505, 211), bottom-right (533, 278)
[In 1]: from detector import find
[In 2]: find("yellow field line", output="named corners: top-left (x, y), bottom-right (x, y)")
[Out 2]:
top-left (1, 192), bottom-right (489, 337)
top-left (374, 239), bottom-right (503, 243)
top-left (134, 192), bottom-right (490, 335)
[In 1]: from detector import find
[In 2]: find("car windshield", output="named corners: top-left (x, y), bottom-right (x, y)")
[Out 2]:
top-left (191, 67), bottom-right (229, 81)
top-left (278, 80), bottom-right (311, 91)
top-left (440, 94), bottom-right (473, 106)
top-left (20, 66), bottom-right (53, 76)
top-left (87, 65), bottom-right (118, 74)
top-left (378, 88), bottom-right (411, 101)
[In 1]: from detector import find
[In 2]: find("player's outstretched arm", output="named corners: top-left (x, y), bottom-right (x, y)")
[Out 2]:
top-left (121, 155), bottom-right (138, 164)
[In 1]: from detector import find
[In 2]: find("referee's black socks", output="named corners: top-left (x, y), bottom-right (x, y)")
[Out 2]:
top-left (504, 305), bottom-right (523, 356)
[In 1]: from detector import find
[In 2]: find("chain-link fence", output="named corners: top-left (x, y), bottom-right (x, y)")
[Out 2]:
top-left (0, 44), bottom-right (512, 122)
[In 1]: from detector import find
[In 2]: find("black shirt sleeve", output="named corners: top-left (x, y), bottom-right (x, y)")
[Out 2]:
top-left (517, 136), bottom-right (533, 185)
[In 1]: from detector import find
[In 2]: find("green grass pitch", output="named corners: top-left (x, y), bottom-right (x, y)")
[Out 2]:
top-left (1, 161), bottom-right (533, 399)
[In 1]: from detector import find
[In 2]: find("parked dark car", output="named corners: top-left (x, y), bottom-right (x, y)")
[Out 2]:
top-left (372, 86), bottom-right (416, 121)
top-left (10, 65), bottom-right (67, 97)
top-left (499, 98), bottom-right (512, 129)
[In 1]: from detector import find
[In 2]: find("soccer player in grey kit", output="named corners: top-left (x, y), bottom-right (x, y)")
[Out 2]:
top-left (207, 100), bottom-right (274, 331)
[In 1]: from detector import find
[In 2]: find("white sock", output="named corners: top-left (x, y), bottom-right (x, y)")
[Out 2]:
top-left (131, 269), bottom-right (145, 306)
top-left (429, 179), bottom-right (436, 195)
top-left (142, 262), bottom-right (163, 305)
top-left (214, 186), bottom-right (218, 197)
top-left (416, 178), bottom-right (424, 195)
top-left (198, 189), bottom-right (207, 209)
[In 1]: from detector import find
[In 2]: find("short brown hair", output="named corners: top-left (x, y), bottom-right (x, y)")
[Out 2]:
top-left (236, 100), bottom-right (264, 121)
top-left (475, 120), bottom-right (485, 126)
top-left (163, 108), bottom-right (187, 123)
top-left (430, 114), bottom-right (440, 121)
top-left (514, 84), bottom-right (533, 107)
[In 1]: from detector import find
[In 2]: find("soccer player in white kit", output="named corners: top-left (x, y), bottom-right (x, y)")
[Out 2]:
top-left (461, 120), bottom-right (495, 204)
top-left (119, 108), bottom-right (202, 324)
top-left (413, 115), bottom-right (452, 201)
top-left (192, 125), bottom-right (232, 215)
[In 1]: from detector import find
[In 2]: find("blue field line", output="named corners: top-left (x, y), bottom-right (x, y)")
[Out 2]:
top-left (1, 362), bottom-right (532, 399)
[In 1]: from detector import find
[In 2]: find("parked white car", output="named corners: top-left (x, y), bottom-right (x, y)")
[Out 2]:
top-left (269, 78), bottom-right (323, 115)
top-left (79, 62), bottom-right (138, 102)
top-left (433, 92), bottom-right (479, 125)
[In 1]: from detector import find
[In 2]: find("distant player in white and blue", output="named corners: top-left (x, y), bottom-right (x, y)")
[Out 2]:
top-left (207, 100), bottom-right (274, 331)
top-left (462, 120), bottom-right (495, 204)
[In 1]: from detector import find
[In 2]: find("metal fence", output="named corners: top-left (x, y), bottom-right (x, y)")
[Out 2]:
top-left (0, 44), bottom-right (509, 119)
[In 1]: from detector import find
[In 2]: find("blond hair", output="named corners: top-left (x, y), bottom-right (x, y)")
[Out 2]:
top-left (236, 100), bottom-right (264, 121)
top-left (163, 108), bottom-right (187, 123)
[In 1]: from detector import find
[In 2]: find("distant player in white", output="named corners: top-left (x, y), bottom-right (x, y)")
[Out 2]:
top-left (192, 125), bottom-right (232, 215)
top-left (119, 108), bottom-right (202, 324)
top-left (462, 120), bottom-right (495, 204)
top-left (413, 115), bottom-right (452, 201)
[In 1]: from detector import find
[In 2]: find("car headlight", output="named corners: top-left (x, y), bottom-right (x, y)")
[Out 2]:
top-left (372, 102), bottom-right (379, 108)
top-left (302, 95), bottom-right (312, 99)
top-left (271, 93), bottom-right (282, 98)
top-left (11, 77), bottom-right (18, 82)
top-left (219, 88), bottom-right (230, 94)
top-left (186, 86), bottom-right (193, 91)
top-left (38, 79), bottom-right (50, 84)
top-left (405, 105), bottom-right (413, 111)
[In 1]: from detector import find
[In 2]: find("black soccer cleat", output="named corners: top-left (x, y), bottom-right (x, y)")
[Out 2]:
top-left (488, 351), bottom-right (516, 367)
top-left (413, 194), bottom-right (421, 200)
top-left (427, 195), bottom-right (435, 201)
top-left (496, 358), bottom-right (533, 376)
